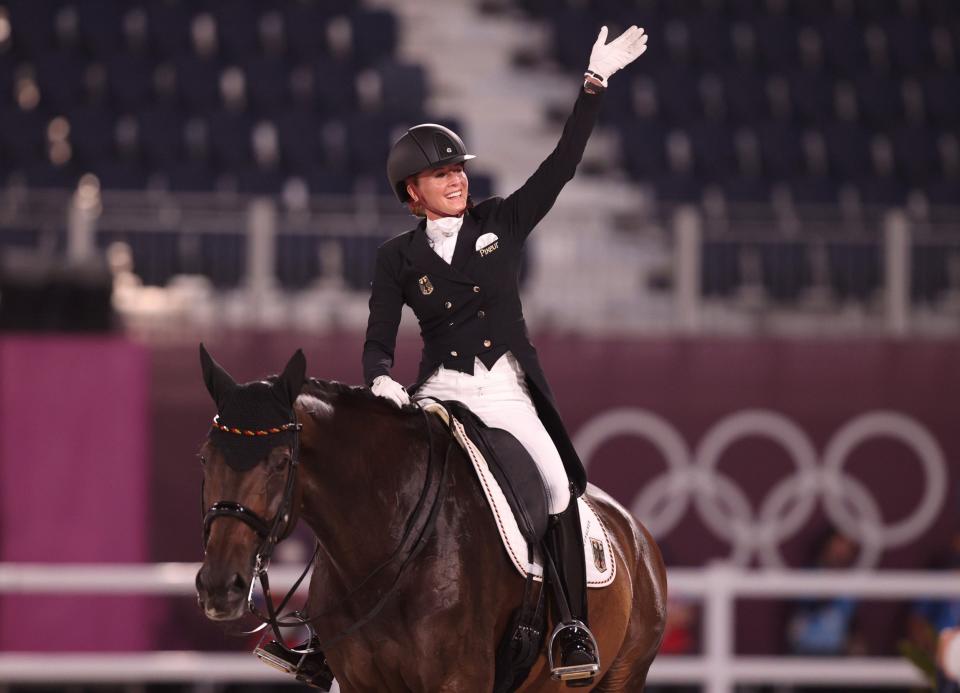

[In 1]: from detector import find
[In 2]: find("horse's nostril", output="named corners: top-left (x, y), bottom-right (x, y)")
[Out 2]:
top-left (230, 572), bottom-right (248, 595)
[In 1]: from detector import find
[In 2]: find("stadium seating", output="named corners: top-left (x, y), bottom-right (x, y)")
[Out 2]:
top-left (518, 0), bottom-right (960, 304)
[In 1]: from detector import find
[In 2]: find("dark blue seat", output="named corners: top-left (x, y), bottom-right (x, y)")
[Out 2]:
top-left (855, 71), bottom-right (904, 128)
top-left (346, 112), bottom-right (392, 176)
top-left (551, 8), bottom-right (595, 71)
top-left (199, 232), bottom-right (244, 288)
top-left (757, 120), bottom-right (804, 180)
top-left (313, 56), bottom-right (358, 115)
top-left (891, 126), bottom-right (939, 183)
top-left (207, 110), bottom-right (253, 170)
top-left (244, 57), bottom-right (289, 114)
top-left (351, 9), bottom-right (397, 67)
top-left (107, 54), bottom-right (154, 111)
top-left (690, 120), bottom-right (736, 179)
top-left (138, 107), bottom-right (185, 167)
top-left (283, 3), bottom-right (332, 61)
top-left (883, 18), bottom-right (932, 74)
top-left (378, 62), bottom-right (426, 121)
top-left (722, 175), bottom-right (772, 205)
top-left (67, 107), bottom-right (116, 168)
top-left (701, 240), bottom-right (741, 297)
top-left (237, 166), bottom-right (284, 195)
top-left (94, 161), bottom-right (149, 190)
top-left (823, 122), bottom-right (871, 181)
top-left (276, 110), bottom-right (323, 174)
top-left (788, 68), bottom-right (834, 125)
top-left (789, 175), bottom-right (840, 206)
top-left (77, 0), bottom-right (122, 58)
top-left (212, 0), bottom-right (259, 62)
top-left (276, 235), bottom-right (319, 289)
top-left (146, 1), bottom-right (191, 59)
top-left (23, 161), bottom-right (79, 189)
top-left (923, 71), bottom-right (960, 126)
top-left (621, 120), bottom-right (667, 180)
top-left (306, 166), bottom-right (355, 195)
top-left (722, 68), bottom-right (769, 124)
top-left (911, 243), bottom-right (951, 303)
top-left (36, 52), bottom-right (85, 110)
top-left (7, 0), bottom-right (57, 58)
top-left (820, 19), bottom-right (868, 75)
top-left (654, 172), bottom-right (702, 203)
top-left (856, 176), bottom-right (908, 208)
top-left (175, 56), bottom-right (222, 112)
top-left (164, 160), bottom-right (216, 192)
top-left (655, 66), bottom-right (701, 124)
top-left (0, 108), bottom-right (45, 168)
top-left (828, 241), bottom-right (880, 301)
top-left (753, 15), bottom-right (797, 71)
top-left (761, 242), bottom-right (810, 302)
top-left (924, 179), bottom-right (960, 210)
top-left (688, 15), bottom-right (732, 66)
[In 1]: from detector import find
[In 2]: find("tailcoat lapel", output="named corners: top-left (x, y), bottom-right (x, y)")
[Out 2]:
top-left (405, 219), bottom-right (475, 285)
top-left (451, 212), bottom-right (481, 274)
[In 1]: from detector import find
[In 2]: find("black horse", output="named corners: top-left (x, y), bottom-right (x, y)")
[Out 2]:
top-left (195, 347), bottom-right (667, 691)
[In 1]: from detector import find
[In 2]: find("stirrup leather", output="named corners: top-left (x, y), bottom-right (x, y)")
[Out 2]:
top-left (547, 620), bottom-right (600, 681)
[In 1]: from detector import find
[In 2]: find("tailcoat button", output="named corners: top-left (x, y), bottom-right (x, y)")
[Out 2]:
top-left (444, 301), bottom-right (452, 309)
top-left (483, 339), bottom-right (492, 348)
top-left (472, 285), bottom-right (480, 293)
top-left (477, 310), bottom-right (486, 318)
top-left (450, 350), bottom-right (458, 357)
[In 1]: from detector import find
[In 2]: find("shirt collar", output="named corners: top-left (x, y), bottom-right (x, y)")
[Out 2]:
top-left (425, 215), bottom-right (464, 244)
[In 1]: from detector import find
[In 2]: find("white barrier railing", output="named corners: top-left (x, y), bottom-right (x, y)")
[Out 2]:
top-left (2, 563), bottom-right (957, 690)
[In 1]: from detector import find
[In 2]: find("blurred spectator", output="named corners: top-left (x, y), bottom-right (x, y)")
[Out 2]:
top-left (660, 596), bottom-right (699, 656)
top-left (786, 528), bottom-right (865, 656)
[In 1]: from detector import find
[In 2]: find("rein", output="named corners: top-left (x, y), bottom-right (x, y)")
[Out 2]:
top-left (202, 404), bottom-right (452, 654)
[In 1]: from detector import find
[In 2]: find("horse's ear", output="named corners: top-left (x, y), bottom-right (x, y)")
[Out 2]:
top-left (275, 349), bottom-right (306, 407)
top-left (199, 343), bottom-right (237, 409)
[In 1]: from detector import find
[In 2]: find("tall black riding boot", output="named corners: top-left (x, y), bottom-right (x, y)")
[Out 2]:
top-left (543, 496), bottom-right (599, 686)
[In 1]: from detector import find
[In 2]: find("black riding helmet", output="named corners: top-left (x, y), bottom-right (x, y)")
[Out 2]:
top-left (386, 124), bottom-right (476, 204)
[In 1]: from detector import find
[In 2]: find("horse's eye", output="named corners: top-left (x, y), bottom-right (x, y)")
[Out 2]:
top-left (198, 455), bottom-right (207, 467)
top-left (271, 454), bottom-right (290, 472)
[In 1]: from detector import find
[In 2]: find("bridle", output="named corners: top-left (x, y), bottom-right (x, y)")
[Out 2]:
top-left (201, 404), bottom-right (451, 655)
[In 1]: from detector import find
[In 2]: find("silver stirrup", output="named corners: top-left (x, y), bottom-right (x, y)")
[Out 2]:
top-left (255, 645), bottom-right (299, 674)
top-left (547, 620), bottom-right (600, 681)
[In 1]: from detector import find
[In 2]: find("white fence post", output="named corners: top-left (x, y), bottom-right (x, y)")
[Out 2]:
top-left (884, 209), bottom-right (911, 335)
top-left (674, 205), bottom-right (702, 332)
top-left (66, 174), bottom-right (102, 263)
top-left (705, 563), bottom-right (735, 693)
top-left (246, 197), bottom-right (277, 294)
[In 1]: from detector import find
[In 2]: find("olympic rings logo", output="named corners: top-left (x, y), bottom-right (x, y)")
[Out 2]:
top-left (573, 409), bottom-right (949, 569)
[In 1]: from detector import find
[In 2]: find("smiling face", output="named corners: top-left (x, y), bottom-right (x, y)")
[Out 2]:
top-left (406, 163), bottom-right (469, 219)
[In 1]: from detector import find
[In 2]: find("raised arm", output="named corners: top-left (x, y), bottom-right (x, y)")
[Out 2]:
top-left (496, 25), bottom-right (648, 240)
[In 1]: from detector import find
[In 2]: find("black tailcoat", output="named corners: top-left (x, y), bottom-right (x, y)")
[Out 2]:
top-left (362, 86), bottom-right (604, 495)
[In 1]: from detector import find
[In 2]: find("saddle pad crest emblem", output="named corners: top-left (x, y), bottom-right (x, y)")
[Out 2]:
top-left (591, 538), bottom-right (606, 572)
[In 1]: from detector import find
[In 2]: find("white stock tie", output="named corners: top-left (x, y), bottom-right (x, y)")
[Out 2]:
top-left (425, 216), bottom-right (464, 265)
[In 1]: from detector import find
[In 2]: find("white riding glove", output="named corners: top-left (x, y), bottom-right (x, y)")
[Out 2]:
top-left (371, 375), bottom-right (410, 407)
top-left (586, 25), bottom-right (648, 87)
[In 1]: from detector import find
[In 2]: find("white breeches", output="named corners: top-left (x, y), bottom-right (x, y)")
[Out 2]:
top-left (416, 352), bottom-right (571, 514)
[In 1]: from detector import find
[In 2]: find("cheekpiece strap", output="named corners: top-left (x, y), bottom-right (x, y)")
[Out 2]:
top-left (212, 415), bottom-right (302, 437)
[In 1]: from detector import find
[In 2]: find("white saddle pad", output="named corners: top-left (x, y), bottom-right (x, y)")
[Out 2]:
top-left (423, 403), bottom-right (616, 588)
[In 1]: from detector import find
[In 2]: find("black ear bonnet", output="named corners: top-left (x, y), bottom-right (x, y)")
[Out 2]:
top-left (200, 345), bottom-right (306, 471)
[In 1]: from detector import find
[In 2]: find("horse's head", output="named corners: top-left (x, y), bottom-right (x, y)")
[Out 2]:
top-left (194, 344), bottom-right (306, 621)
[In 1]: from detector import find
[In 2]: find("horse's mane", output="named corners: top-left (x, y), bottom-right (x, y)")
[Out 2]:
top-left (298, 377), bottom-right (422, 417)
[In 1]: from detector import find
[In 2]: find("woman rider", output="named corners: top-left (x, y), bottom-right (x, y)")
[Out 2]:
top-left (363, 25), bottom-right (648, 684)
